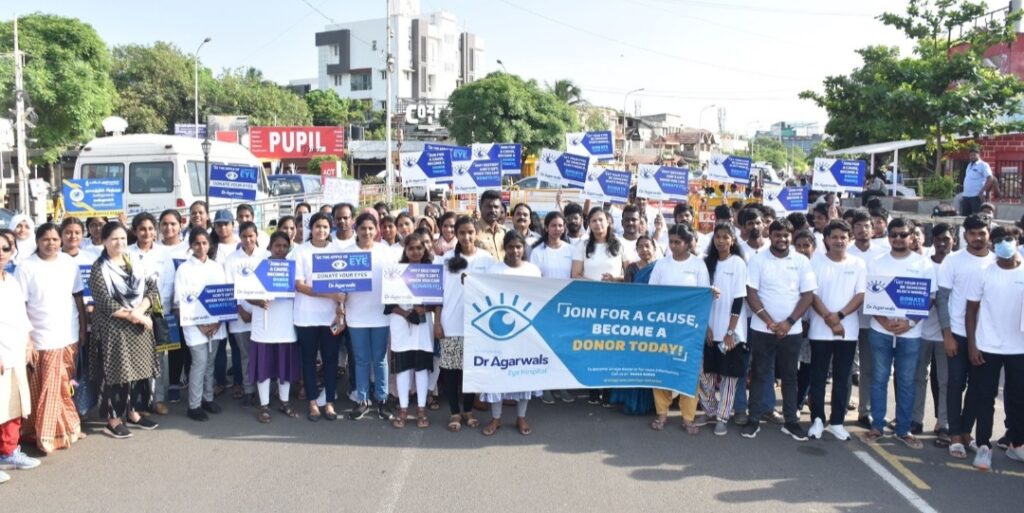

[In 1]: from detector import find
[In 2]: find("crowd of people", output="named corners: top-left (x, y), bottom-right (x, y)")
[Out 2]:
top-left (1, 188), bottom-right (1023, 485)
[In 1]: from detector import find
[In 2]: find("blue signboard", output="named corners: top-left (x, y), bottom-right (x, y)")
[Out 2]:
top-left (764, 186), bottom-right (808, 215)
top-left (453, 159), bottom-right (502, 194)
top-left (79, 265), bottom-right (93, 305)
top-left (311, 252), bottom-right (373, 293)
top-left (472, 143), bottom-right (523, 175)
top-left (636, 165), bottom-right (690, 202)
top-left (812, 158), bottom-right (867, 193)
top-left (566, 131), bottom-right (614, 160)
top-left (63, 179), bottom-right (124, 218)
top-left (208, 164), bottom-right (259, 201)
top-left (706, 154), bottom-right (752, 185)
top-left (864, 276), bottom-right (932, 320)
top-left (234, 259), bottom-right (296, 300)
top-left (400, 149), bottom-right (453, 187)
top-left (584, 168), bottom-right (632, 204)
top-left (174, 123), bottom-right (208, 138)
top-left (179, 283), bottom-right (239, 326)
top-left (156, 312), bottom-right (182, 352)
top-left (425, 143), bottom-right (472, 163)
top-left (382, 264), bottom-right (444, 305)
top-left (537, 149), bottom-right (590, 189)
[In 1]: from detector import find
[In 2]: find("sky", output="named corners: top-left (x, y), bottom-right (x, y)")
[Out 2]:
top-left (15, 0), bottom-right (1001, 136)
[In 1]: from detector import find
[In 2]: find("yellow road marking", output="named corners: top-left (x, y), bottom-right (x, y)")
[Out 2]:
top-left (864, 442), bottom-right (931, 490)
top-left (945, 462), bottom-right (1024, 479)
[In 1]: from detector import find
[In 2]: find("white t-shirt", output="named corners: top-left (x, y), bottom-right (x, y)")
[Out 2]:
top-left (343, 242), bottom-right (394, 329)
top-left (965, 262), bottom-right (1024, 355)
top-left (809, 255), bottom-right (867, 341)
top-left (389, 305), bottom-right (434, 353)
top-left (937, 249), bottom-right (996, 337)
top-left (573, 241), bottom-right (624, 281)
top-left (529, 242), bottom-right (574, 279)
top-left (14, 253), bottom-right (83, 350)
top-left (66, 247), bottom-right (100, 305)
top-left (487, 261), bottom-right (542, 277)
top-left (871, 236), bottom-right (891, 251)
top-left (0, 274), bottom-right (33, 368)
top-left (747, 250), bottom-right (817, 336)
top-left (332, 233), bottom-right (356, 250)
top-left (250, 298), bottom-right (297, 343)
top-left (291, 240), bottom-right (345, 327)
top-left (740, 239), bottom-right (769, 261)
top-left (867, 252), bottom-right (937, 339)
top-left (921, 258), bottom-right (943, 341)
top-left (648, 254), bottom-right (710, 288)
top-left (128, 243), bottom-right (175, 308)
top-left (848, 242), bottom-right (888, 329)
top-left (223, 247), bottom-right (270, 333)
top-left (708, 255), bottom-right (748, 342)
top-left (437, 249), bottom-right (495, 337)
top-left (173, 256), bottom-right (228, 347)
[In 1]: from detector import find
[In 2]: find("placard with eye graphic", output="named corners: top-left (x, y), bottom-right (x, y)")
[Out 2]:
top-left (381, 264), bottom-right (443, 305)
top-left (565, 131), bottom-right (614, 161)
top-left (179, 284), bottom-right (238, 326)
top-left (706, 153), bottom-right (751, 185)
top-left (863, 275), bottom-right (932, 320)
top-left (234, 259), bottom-right (296, 300)
top-left (311, 252), bottom-right (373, 293)
top-left (462, 274), bottom-right (713, 396)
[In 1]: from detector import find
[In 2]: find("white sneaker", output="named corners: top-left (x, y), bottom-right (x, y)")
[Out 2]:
top-left (973, 445), bottom-right (992, 472)
top-left (0, 470), bottom-right (9, 484)
top-left (826, 424), bottom-right (851, 441)
top-left (808, 418), bottom-right (824, 439)
top-left (1007, 445), bottom-right (1024, 463)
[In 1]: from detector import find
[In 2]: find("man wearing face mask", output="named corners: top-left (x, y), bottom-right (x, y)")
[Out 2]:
top-left (963, 225), bottom-right (1024, 470)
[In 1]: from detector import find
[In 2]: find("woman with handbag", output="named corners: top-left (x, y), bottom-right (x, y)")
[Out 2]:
top-left (89, 222), bottom-right (161, 439)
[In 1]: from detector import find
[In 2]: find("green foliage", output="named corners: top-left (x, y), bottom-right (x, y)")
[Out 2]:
top-left (547, 79), bottom-right (583, 105)
top-left (0, 14), bottom-right (115, 163)
top-left (445, 72), bottom-right (580, 155)
top-left (921, 174), bottom-right (956, 198)
top-left (752, 137), bottom-right (806, 173)
top-left (206, 68), bottom-right (311, 126)
top-left (110, 41), bottom-right (206, 134)
top-left (305, 89), bottom-right (371, 126)
top-left (308, 155), bottom-right (349, 177)
top-left (583, 108), bottom-right (608, 132)
top-left (362, 174), bottom-right (384, 185)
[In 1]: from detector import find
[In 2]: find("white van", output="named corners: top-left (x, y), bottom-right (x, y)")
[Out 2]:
top-left (74, 134), bottom-right (273, 221)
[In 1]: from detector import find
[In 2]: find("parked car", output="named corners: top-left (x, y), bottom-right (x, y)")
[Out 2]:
top-left (269, 174), bottom-right (322, 196)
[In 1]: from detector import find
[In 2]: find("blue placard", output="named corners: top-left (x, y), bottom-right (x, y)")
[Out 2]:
top-left (864, 276), bottom-right (932, 320)
top-left (311, 252), bottom-right (373, 293)
top-left (566, 131), bottom-right (614, 160)
top-left (425, 143), bottom-right (472, 163)
top-left (179, 283), bottom-right (238, 326)
top-left (707, 154), bottom-right (752, 185)
top-left (156, 312), bottom-right (182, 352)
top-left (382, 264), bottom-right (444, 305)
top-left (584, 168), bottom-right (632, 204)
top-left (63, 179), bottom-right (124, 218)
top-left (636, 165), bottom-right (689, 201)
top-left (234, 259), bottom-right (296, 300)
top-left (173, 258), bottom-right (186, 270)
top-left (400, 149), bottom-right (453, 187)
top-left (537, 149), bottom-right (590, 189)
top-left (453, 159), bottom-right (502, 194)
top-left (473, 143), bottom-right (522, 175)
top-left (812, 158), bottom-right (866, 193)
top-left (764, 186), bottom-right (808, 215)
top-left (79, 265), bottom-right (93, 304)
top-left (209, 164), bottom-right (259, 201)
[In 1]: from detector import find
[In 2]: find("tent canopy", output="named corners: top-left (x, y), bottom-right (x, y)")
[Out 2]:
top-left (826, 139), bottom-right (926, 156)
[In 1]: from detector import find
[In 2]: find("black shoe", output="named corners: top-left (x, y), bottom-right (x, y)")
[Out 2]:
top-left (851, 373), bottom-right (859, 387)
top-left (349, 402), bottom-right (371, 420)
top-left (377, 401), bottom-right (395, 421)
top-left (741, 421), bottom-right (760, 439)
top-left (997, 435), bottom-right (1010, 450)
top-left (782, 422), bottom-right (809, 442)
top-left (187, 408), bottom-right (209, 421)
top-left (126, 416), bottom-right (159, 430)
top-left (910, 422), bottom-right (923, 436)
top-left (104, 423), bottom-right (133, 439)
top-left (856, 416), bottom-right (871, 429)
top-left (202, 401), bottom-right (222, 414)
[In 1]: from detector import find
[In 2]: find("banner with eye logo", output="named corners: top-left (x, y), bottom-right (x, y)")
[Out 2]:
top-left (179, 284), bottom-right (238, 326)
top-left (311, 252), bottom-right (373, 293)
top-left (863, 275), bottom-right (931, 320)
top-left (463, 274), bottom-right (713, 396)
top-left (233, 259), bottom-right (296, 300)
top-left (382, 264), bottom-right (443, 305)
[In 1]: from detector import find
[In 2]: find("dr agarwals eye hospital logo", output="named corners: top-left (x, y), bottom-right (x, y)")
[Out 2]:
top-left (542, 151), bottom-right (556, 164)
top-left (69, 188), bottom-right (85, 202)
top-left (639, 168), bottom-right (654, 179)
top-left (237, 265), bottom-right (255, 277)
top-left (402, 157), bottom-right (416, 168)
top-left (383, 267), bottom-right (403, 281)
top-left (867, 279), bottom-right (887, 293)
top-left (470, 293), bottom-right (534, 341)
top-left (454, 164), bottom-right (469, 176)
top-left (568, 136), bottom-right (581, 146)
top-left (711, 156), bottom-right (722, 166)
top-left (475, 148), bottom-right (487, 159)
top-left (816, 162), bottom-right (829, 174)
top-left (184, 291), bottom-right (200, 304)
top-left (225, 171), bottom-right (239, 180)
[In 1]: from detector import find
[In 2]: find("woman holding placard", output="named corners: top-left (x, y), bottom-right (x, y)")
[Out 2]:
top-left (291, 213), bottom-right (343, 422)
top-left (223, 222), bottom-right (269, 406)
top-left (157, 210), bottom-right (190, 404)
top-left (386, 232), bottom-right (436, 429)
top-left (174, 230), bottom-right (226, 422)
top-left (247, 231), bottom-right (302, 423)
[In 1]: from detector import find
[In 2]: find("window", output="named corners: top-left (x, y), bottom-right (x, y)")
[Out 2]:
top-left (420, 37), bottom-right (426, 62)
top-left (81, 163), bottom-right (124, 181)
top-left (186, 161), bottom-right (207, 196)
top-left (128, 162), bottom-right (174, 194)
top-left (351, 72), bottom-right (372, 91)
top-left (333, 74), bottom-right (342, 87)
top-left (333, 44), bottom-right (339, 56)
top-left (372, 40), bottom-right (377, 51)
top-left (427, 74), bottom-right (435, 93)
top-left (380, 70), bottom-right (386, 80)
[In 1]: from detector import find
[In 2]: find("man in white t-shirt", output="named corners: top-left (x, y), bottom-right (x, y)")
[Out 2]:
top-left (807, 219), bottom-right (866, 441)
top-left (742, 218), bottom-right (817, 442)
top-left (963, 225), bottom-right (1024, 469)
top-left (619, 205), bottom-right (644, 264)
top-left (937, 214), bottom-right (996, 457)
top-left (863, 217), bottom-right (936, 449)
top-left (847, 210), bottom-right (888, 427)
top-left (738, 208), bottom-right (768, 261)
top-left (961, 147), bottom-right (995, 216)
top-left (913, 222), bottom-right (955, 440)
top-left (331, 203), bottom-right (357, 248)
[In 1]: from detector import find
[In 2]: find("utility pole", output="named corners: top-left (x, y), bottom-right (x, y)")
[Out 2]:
top-left (384, 0), bottom-right (395, 206)
top-left (13, 16), bottom-right (30, 215)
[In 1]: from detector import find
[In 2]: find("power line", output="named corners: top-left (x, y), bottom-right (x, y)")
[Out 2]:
top-left (494, 0), bottom-right (804, 82)
top-left (644, 0), bottom-right (876, 18)
top-left (626, 0), bottom-right (806, 47)
top-left (299, 0), bottom-right (376, 48)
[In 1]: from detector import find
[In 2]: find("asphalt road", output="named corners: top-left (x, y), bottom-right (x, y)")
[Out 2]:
top-left (3, 384), bottom-right (1022, 513)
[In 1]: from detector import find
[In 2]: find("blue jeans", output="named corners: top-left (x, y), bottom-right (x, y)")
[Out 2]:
top-left (869, 329), bottom-right (921, 436)
top-left (733, 349), bottom-right (776, 416)
top-left (350, 327), bottom-right (389, 403)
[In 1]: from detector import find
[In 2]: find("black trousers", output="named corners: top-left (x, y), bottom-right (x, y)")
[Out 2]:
top-left (748, 331), bottom-right (801, 423)
top-left (810, 340), bottom-right (857, 425)
top-left (100, 379), bottom-right (152, 420)
top-left (965, 351), bottom-right (1024, 448)
top-left (441, 368), bottom-right (475, 415)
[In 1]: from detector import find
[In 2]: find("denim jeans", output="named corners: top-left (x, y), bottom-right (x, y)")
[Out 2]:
top-left (946, 334), bottom-right (976, 436)
top-left (733, 348), bottom-right (775, 416)
top-left (350, 326), bottom-right (389, 403)
top-left (869, 329), bottom-right (921, 436)
top-left (810, 340), bottom-right (856, 425)
top-left (296, 326), bottom-right (340, 402)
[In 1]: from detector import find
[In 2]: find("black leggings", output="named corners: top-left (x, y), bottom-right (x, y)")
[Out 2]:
top-left (101, 379), bottom-right (152, 420)
top-left (441, 368), bottom-right (475, 415)
top-left (167, 326), bottom-right (191, 386)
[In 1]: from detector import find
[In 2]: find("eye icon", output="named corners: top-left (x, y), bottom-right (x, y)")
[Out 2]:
top-left (543, 152), bottom-right (556, 164)
top-left (470, 293), bottom-right (533, 341)
top-left (384, 267), bottom-right (403, 280)
top-left (403, 158), bottom-right (416, 168)
top-left (184, 293), bottom-right (198, 304)
top-left (69, 188), bottom-right (85, 202)
top-left (238, 266), bottom-right (255, 277)
top-left (587, 172), bottom-right (598, 181)
top-left (867, 280), bottom-right (887, 293)
top-left (475, 150), bottom-right (486, 159)
top-left (225, 171), bottom-right (239, 180)
top-left (569, 137), bottom-right (581, 146)
top-left (712, 157), bottom-right (721, 166)
top-left (331, 259), bottom-right (348, 270)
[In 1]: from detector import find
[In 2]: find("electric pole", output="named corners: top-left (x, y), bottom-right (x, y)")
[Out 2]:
top-left (13, 16), bottom-right (31, 215)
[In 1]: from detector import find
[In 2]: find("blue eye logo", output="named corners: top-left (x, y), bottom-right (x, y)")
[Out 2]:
top-left (383, 267), bottom-right (403, 281)
top-left (184, 292), bottom-right (199, 304)
top-left (712, 156), bottom-right (722, 166)
top-left (403, 157), bottom-right (416, 168)
top-left (569, 136), bottom-right (581, 146)
top-left (816, 163), bottom-right (829, 173)
top-left (225, 171), bottom-right (239, 180)
top-left (475, 149), bottom-right (487, 159)
top-left (867, 280), bottom-right (887, 293)
top-left (470, 293), bottom-right (534, 341)
top-left (542, 151), bottom-right (556, 164)
top-left (238, 266), bottom-right (255, 277)
top-left (639, 169), bottom-right (653, 179)
top-left (455, 164), bottom-right (468, 176)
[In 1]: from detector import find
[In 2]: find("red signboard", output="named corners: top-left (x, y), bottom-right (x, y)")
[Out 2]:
top-left (320, 160), bottom-right (338, 185)
top-left (249, 126), bottom-right (345, 159)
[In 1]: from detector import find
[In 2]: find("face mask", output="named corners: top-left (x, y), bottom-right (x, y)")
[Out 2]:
top-left (994, 240), bottom-right (1018, 259)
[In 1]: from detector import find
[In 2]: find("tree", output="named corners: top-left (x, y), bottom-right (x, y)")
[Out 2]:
top-left (800, 0), bottom-right (1024, 174)
top-left (445, 73), bottom-right (580, 155)
top-left (0, 14), bottom-right (115, 164)
top-left (582, 108), bottom-right (609, 132)
top-left (110, 41), bottom-right (208, 134)
top-left (308, 155), bottom-right (350, 177)
top-left (547, 79), bottom-right (583, 105)
top-left (206, 67), bottom-right (311, 126)
top-left (305, 89), bottom-right (362, 126)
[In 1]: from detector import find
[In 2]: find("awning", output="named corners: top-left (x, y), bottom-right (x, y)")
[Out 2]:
top-left (826, 139), bottom-right (926, 156)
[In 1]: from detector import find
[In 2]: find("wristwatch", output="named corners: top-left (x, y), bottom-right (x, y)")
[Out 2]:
top-left (726, 329), bottom-right (736, 337)
top-left (837, 311), bottom-right (846, 320)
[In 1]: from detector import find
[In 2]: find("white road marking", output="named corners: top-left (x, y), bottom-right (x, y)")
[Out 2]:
top-left (377, 427), bottom-right (423, 513)
top-left (853, 450), bottom-right (939, 513)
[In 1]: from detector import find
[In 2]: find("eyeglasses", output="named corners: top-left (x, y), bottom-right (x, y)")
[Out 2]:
top-left (0, 246), bottom-right (11, 253)
top-left (888, 232), bottom-right (912, 239)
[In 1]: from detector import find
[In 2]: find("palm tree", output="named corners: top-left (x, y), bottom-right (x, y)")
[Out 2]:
top-left (548, 79), bottom-right (583, 105)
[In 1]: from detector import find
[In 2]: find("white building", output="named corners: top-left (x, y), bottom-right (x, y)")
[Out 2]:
top-left (313, 0), bottom-right (484, 115)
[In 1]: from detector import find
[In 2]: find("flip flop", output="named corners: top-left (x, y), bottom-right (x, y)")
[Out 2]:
top-left (949, 443), bottom-right (967, 459)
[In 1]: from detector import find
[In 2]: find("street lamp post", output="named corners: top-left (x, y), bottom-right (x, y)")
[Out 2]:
top-left (621, 87), bottom-right (644, 168)
top-left (194, 37), bottom-right (211, 139)
top-left (202, 136), bottom-right (212, 210)
top-left (496, 59), bottom-right (507, 73)
top-left (746, 120), bottom-right (760, 160)
top-left (697, 104), bottom-right (717, 157)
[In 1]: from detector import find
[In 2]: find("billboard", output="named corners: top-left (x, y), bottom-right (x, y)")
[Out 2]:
top-left (249, 126), bottom-right (345, 159)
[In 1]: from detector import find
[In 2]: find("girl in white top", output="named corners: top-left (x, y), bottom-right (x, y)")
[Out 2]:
top-left (386, 232), bottom-right (436, 428)
top-left (223, 222), bottom-right (269, 404)
top-left (156, 209), bottom-right (190, 401)
top-left (291, 213), bottom-right (345, 421)
top-left (13, 222), bottom-right (86, 453)
top-left (572, 207), bottom-right (625, 283)
top-left (344, 213), bottom-right (398, 421)
top-left (9, 215), bottom-right (36, 264)
top-left (647, 225), bottom-right (711, 435)
top-left (246, 231), bottom-right (302, 423)
top-left (60, 217), bottom-right (101, 270)
top-left (529, 211), bottom-right (574, 280)
top-left (434, 216), bottom-right (495, 432)
top-left (481, 231), bottom-right (543, 437)
top-left (157, 210), bottom-right (190, 263)
top-left (210, 210), bottom-right (239, 265)
top-left (173, 230), bottom-right (227, 421)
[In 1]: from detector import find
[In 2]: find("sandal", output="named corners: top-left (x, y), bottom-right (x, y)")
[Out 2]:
top-left (257, 406), bottom-right (271, 424)
top-left (392, 408), bottom-right (408, 429)
top-left (949, 443), bottom-right (967, 459)
top-left (861, 429), bottom-right (883, 444)
top-left (307, 405), bottom-right (321, 422)
top-left (650, 415), bottom-right (668, 431)
top-left (213, 384), bottom-right (226, 397)
top-left (682, 420), bottom-right (699, 435)
top-left (464, 413), bottom-right (480, 429)
top-left (278, 402), bottom-right (298, 418)
top-left (428, 395), bottom-right (441, 411)
top-left (447, 414), bottom-right (463, 432)
top-left (516, 417), bottom-right (532, 436)
top-left (482, 419), bottom-right (502, 436)
top-left (323, 405), bottom-right (338, 421)
top-left (232, 385), bottom-right (244, 400)
top-left (899, 434), bottom-right (923, 449)
top-left (416, 408), bottom-right (429, 429)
